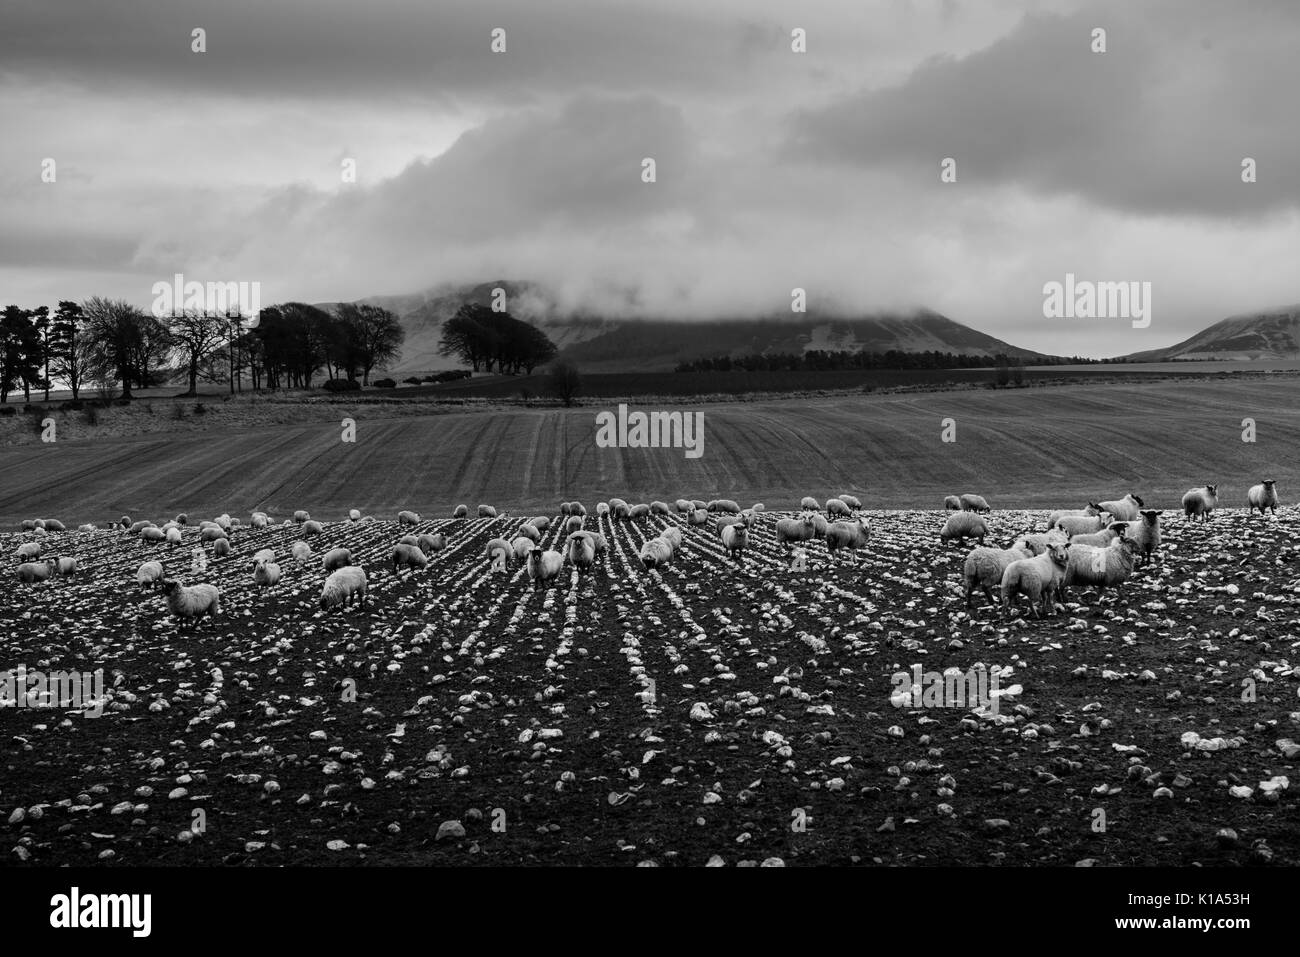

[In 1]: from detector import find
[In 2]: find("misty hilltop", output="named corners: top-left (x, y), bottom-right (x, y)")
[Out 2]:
top-left (1119, 306), bottom-right (1300, 361)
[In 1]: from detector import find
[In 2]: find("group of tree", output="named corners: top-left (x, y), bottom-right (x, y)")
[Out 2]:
top-left (0, 298), bottom-right (405, 400)
top-left (675, 349), bottom-right (1100, 373)
top-left (437, 303), bottom-right (557, 374)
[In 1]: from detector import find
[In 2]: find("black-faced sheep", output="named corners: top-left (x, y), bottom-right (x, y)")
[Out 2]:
top-left (1097, 493), bottom-right (1144, 522)
top-left (527, 547), bottom-right (565, 583)
top-left (1248, 480), bottom-right (1278, 517)
top-left (1181, 484), bottom-right (1218, 523)
top-left (720, 523), bottom-right (748, 560)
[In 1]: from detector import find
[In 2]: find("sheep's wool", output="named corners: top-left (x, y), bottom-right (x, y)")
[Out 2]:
top-left (1091, 550), bottom-right (1107, 574)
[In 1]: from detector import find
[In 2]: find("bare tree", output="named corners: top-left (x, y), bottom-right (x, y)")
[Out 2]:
top-left (164, 309), bottom-right (229, 396)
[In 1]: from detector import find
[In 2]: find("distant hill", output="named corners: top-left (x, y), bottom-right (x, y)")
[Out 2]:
top-left (1118, 306), bottom-right (1300, 361)
top-left (325, 280), bottom-right (1055, 374)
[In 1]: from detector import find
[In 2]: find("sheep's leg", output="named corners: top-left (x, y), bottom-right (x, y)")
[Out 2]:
top-left (981, 584), bottom-right (997, 607)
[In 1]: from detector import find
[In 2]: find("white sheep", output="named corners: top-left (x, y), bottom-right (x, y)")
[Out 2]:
top-left (173, 513), bottom-right (188, 526)
top-left (660, 526), bottom-right (683, 551)
top-left (398, 533), bottom-right (419, 547)
top-left (1047, 503), bottom-right (1104, 528)
top-left (165, 527), bottom-right (183, 546)
top-left (708, 499), bottom-right (741, 515)
top-left (478, 504), bottom-right (497, 518)
top-left (740, 508), bottom-right (760, 528)
top-left (31, 527), bottom-right (47, 539)
top-left (320, 566), bottom-right (367, 610)
top-left (349, 508), bottom-right (362, 522)
top-left (54, 556), bottom-right (78, 576)
top-left (1181, 484), bottom-right (1218, 523)
top-left (19, 519), bottom-right (36, 531)
top-left (291, 541), bottom-right (313, 562)
top-left (596, 502), bottom-right (610, 517)
top-left (1126, 509), bottom-right (1162, 565)
top-left (720, 523), bottom-right (748, 559)
top-left (161, 579), bottom-right (222, 623)
top-left (14, 542), bottom-right (41, 560)
top-left (1011, 528), bottom-right (1069, 556)
top-left (200, 526), bottom-right (227, 543)
top-left (510, 536), bottom-right (536, 561)
top-left (137, 561), bottom-right (165, 589)
top-left (940, 511), bottom-right (987, 545)
top-left (77, 524), bottom-right (97, 533)
top-left (417, 533), bottom-right (446, 555)
top-left (650, 501), bottom-right (671, 516)
top-left (252, 548), bottom-right (276, 566)
top-left (564, 532), bottom-right (598, 571)
top-left (42, 519), bottom-right (66, 532)
top-left (301, 520), bottom-right (324, 537)
top-left (129, 520), bottom-right (156, 535)
top-left (629, 503), bottom-right (651, 519)
top-left (638, 537), bottom-right (675, 570)
top-left (527, 547), bottom-right (565, 583)
top-left (674, 499), bottom-right (693, 513)
top-left (776, 514), bottom-right (816, 548)
top-left (944, 495), bottom-right (962, 512)
top-left (251, 512), bottom-right (269, 529)
top-left (253, 559), bottom-right (282, 587)
top-left (799, 496), bottom-right (820, 512)
top-left (1097, 493), bottom-right (1144, 522)
top-left (453, 504), bottom-right (469, 519)
top-left (392, 543), bottom-right (429, 572)
top-left (322, 547), bottom-right (352, 572)
top-left (962, 542), bottom-right (1034, 607)
top-left (560, 502), bottom-right (572, 517)
top-left (516, 523), bottom-right (541, 543)
top-left (714, 514), bottom-right (744, 533)
top-left (293, 510), bottom-right (311, 523)
top-left (211, 538), bottom-right (232, 558)
top-left (1069, 521), bottom-right (1129, 548)
top-left (528, 516), bottom-right (551, 532)
top-left (751, 502), bottom-right (766, 512)
top-left (1248, 480), bottom-right (1278, 517)
top-left (825, 518), bottom-right (870, 558)
top-left (839, 494), bottom-right (862, 510)
top-left (686, 509), bottom-right (709, 526)
top-left (141, 526), bottom-right (166, 543)
top-left (16, 560), bottom-right (56, 583)
top-left (1061, 537), bottom-right (1139, 601)
top-left (485, 537), bottom-right (512, 572)
top-left (611, 499), bottom-right (631, 520)
top-left (1001, 543), bottom-right (1071, 618)
top-left (826, 498), bottom-right (852, 518)
top-left (959, 493), bottom-right (991, 513)
top-left (398, 509), bottom-right (421, 526)
top-left (810, 513), bottom-right (829, 540)
top-left (1054, 513), bottom-right (1111, 537)
top-left (564, 515), bottom-right (584, 535)
top-left (570, 502), bottom-right (588, 516)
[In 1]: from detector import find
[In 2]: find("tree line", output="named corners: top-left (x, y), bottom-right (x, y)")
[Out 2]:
top-left (675, 349), bottom-right (1101, 373)
top-left (0, 298), bottom-right (404, 401)
top-left (437, 303), bottom-right (557, 374)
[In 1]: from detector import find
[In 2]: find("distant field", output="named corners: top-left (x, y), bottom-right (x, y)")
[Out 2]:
top-left (1, 376), bottom-right (1296, 524)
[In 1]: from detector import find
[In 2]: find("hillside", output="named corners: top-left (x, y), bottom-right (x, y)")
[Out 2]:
top-left (1119, 306), bottom-right (1300, 361)
top-left (327, 281), bottom-right (1052, 375)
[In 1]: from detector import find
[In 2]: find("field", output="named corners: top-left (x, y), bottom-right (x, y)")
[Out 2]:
top-left (2, 505), bottom-right (1298, 866)
top-left (1, 377), bottom-right (1298, 526)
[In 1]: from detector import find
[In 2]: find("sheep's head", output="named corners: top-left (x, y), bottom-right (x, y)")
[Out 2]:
top-left (1047, 543), bottom-right (1070, 566)
top-left (1109, 522), bottom-right (1129, 537)
top-left (1139, 509), bottom-right (1160, 524)
top-left (1087, 502), bottom-right (1102, 512)
top-left (1206, 484), bottom-right (1218, 495)
top-left (160, 579), bottom-right (179, 594)
top-left (1131, 494), bottom-right (1144, 506)
top-left (1264, 479), bottom-right (1276, 489)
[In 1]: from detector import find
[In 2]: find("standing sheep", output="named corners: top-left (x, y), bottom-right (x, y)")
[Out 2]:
top-left (1060, 538), bottom-right (1140, 602)
top-left (1054, 513), bottom-right (1111, 537)
top-left (1069, 522), bottom-right (1129, 548)
top-left (161, 579), bottom-right (222, 624)
top-left (478, 504), bottom-right (497, 518)
top-left (1047, 503), bottom-right (1104, 529)
top-left (825, 518), bottom-right (870, 560)
top-left (252, 559), bottom-right (282, 587)
top-left (799, 496), bottom-right (821, 512)
top-left (826, 498), bottom-right (852, 518)
top-left (417, 533), bottom-right (446, 555)
top-left (962, 542), bottom-right (1034, 607)
top-left (564, 515), bottom-right (584, 535)
top-left (650, 501), bottom-right (671, 516)
top-left (959, 494), bottom-right (991, 513)
top-left (292, 541), bottom-right (313, 562)
top-left (564, 532), bottom-right (598, 572)
top-left (510, 536), bottom-right (536, 561)
top-left (320, 567), bottom-right (367, 611)
top-left (165, 527), bottom-right (183, 546)
top-left (453, 504), bottom-right (469, 519)
top-left (54, 556), bottom-right (79, 576)
top-left (529, 516), bottom-right (552, 532)
top-left (349, 508), bottom-right (362, 522)
top-left (141, 526), bottom-right (166, 543)
top-left (720, 523), bottom-right (748, 560)
top-left (527, 547), bottom-right (565, 584)
top-left (14, 542), bottom-right (41, 560)
top-left (1011, 528), bottom-right (1069, 556)
top-left (940, 512), bottom-right (987, 546)
top-left (137, 561), bottom-right (165, 589)
top-left (392, 543), bottom-right (429, 572)
top-left (776, 514), bottom-right (816, 549)
top-left (16, 560), bottom-right (56, 583)
top-left (301, 520), bottom-right (324, 537)
top-left (323, 547), bottom-right (353, 572)
top-left (1126, 509), bottom-right (1163, 565)
top-left (686, 509), bottom-right (709, 526)
top-left (638, 537), bottom-right (675, 570)
top-left (293, 510), bottom-right (311, 523)
top-left (1181, 484), bottom-right (1218, 523)
top-left (397, 510), bottom-right (421, 526)
top-left (1097, 493), bottom-right (1144, 522)
top-left (839, 494), bottom-right (862, 510)
top-left (943, 495), bottom-right (962, 510)
top-left (1000, 543), bottom-right (1071, 619)
top-left (1248, 480), bottom-right (1279, 517)
top-left (211, 537), bottom-right (232, 558)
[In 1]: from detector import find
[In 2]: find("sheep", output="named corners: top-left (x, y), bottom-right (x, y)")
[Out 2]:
top-left (1069, 521), bottom-right (1129, 548)
top-left (826, 498), bottom-right (852, 518)
top-left (322, 547), bottom-right (353, 572)
top-left (398, 533), bottom-right (419, 547)
top-left (14, 542), bottom-right (41, 560)
top-left (31, 527), bottom-right (47, 539)
top-left (674, 499), bottom-right (693, 514)
top-left (611, 499), bottom-right (631, 520)
top-left (129, 520), bottom-right (156, 536)
top-left (511, 536), bottom-right (536, 561)
top-left (1097, 493), bottom-right (1144, 522)
top-left (839, 494), bottom-right (862, 510)
top-left (33, 519), bottom-right (46, 530)
top-left (393, 543), bottom-right (429, 572)
top-left (516, 523), bottom-right (541, 543)
top-left (1125, 509), bottom-right (1163, 565)
top-left (252, 559), bottom-right (282, 587)
top-left (478, 504), bottom-right (497, 518)
top-left (708, 499), bottom-right (741, 515)
top-left (751, 502), bottom-right (766, 512)
top-left (291, 541), bottom-right (313, 562)
top-left (962, 542), bottom-right (1035, 607)
top-left (173, 513), bottom-right (189, 526)
top-left (528, 516), bottom-right (551, 532)
top-left (54, 556), bottom-right (78, 576)
top-left (1061, 538), bottom-right (1139, 601)
top-left (16, 560), bottom-right (56, 583)
top-left (41, 519), bottom-right (66, 532)
top-left (485, 538), bottom-right (512, 571)
top-left (570, 502), bottom-right (588, 516)
top-left (959, 493), bottom-right (991, 513)
top-left (199, 526), bottom-right (227, 543)
top-left (320, 567), bottom-right (367, 611)
top-left (252, 548), bottom-right (276, 566)
top-left (810, 513), bottom-right (829, 539)
top-left (1047, 503), bottom-right (1104, 529)
top-left (136, 561), bottom-right (165, 589)
top-left (1012, 528), bottom-right (1069, 556)
top-left (776, 514), bottom-right (816, 548)
top-left (692, 499), bottom-right (707, 510)
top-left (211, 537), bottom-right (232, 558)
top-left (165, 527), bottom-right (183, 546)
top-left (800, 496), bottom-right (820, 511)
top-left (720, 523), bottom-right (749, 560)
top-left (825, 518), bottom-right (870, 559)
top-left (564, 532), bottom-right (598, 571)
top-left (638, 537), bottom-right (675, 570)
top-left (77, 524), bottom-right (96, 533)
top-left (1054, 513), bottom-right (1111, 537)
top-left (714, 514), bottom-right (744, 533)
top-left (160, 520), bottom-right (179, 532)
top-left (596, 502), bottom-right (610, 517)
top-left (293, 510), bottom-right (310, 523)
top-left (629, 503), bottom-right (651, 519)
top-left (564, 515), bottom-right (584, 535)
top-left (301, 520), bottom-right (324, 537)
top-left (1248, 480), bottom-right (1279, 517)
top-left (527, 547), bottom-right (565, 584)
top-left (398, 509), bottom-right (421, 526)
top-left (740, 508), bottom-right (760, 528)
top-left (251, 512), bottom-right (269, 529)
top-left (417, 533), bottom-right (446, 555)
top-left (19, 519), bottom-right (36, 531)
top-left (560, 503), bottom-right (572, 517)
top-left (119, 515), bottom-right (132, 529)
top-left (940, 511), bottom-right (987, 545)
top-left (1000, 543), bottom-right (1071, 619)
top-left (650, 501), bottom-right (671, 516)
top-left (161, 579), bottom-right (222, 623)
top-left (349, 508), bottom-right (362, 522)
top-left (141, 526), bottom-right (166, 543)
top-left (1181, 484), bottom-right (1219, 522)
top-left (660, 526), bottom-right (683, 551)
top-left (453, 504), bottom-right (469, 519)
top-left (687, 509), bottom-right (709, 526)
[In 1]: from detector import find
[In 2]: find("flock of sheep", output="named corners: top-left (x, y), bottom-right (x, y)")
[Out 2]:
top-left (5, 478), bottom-right (1283, 626)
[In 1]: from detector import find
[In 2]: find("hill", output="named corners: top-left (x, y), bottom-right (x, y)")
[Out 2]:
top-left (1119, 305), bottom-right (1300, 361)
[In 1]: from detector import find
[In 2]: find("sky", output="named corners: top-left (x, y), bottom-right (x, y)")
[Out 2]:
top-left (1, 0), bottom-right (1297, 357)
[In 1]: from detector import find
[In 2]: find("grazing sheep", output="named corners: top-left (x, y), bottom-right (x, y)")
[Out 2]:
top-left (660, 526), bottom-right (683, 551)
top-left (687, 509), bottom-right (709, 526)
top-left (825, 518), bottom-right (870, 558)
top-left (1181, 484), bottom-right (1219, 523)
top-left (691, 499), bottom-right (707, 510)
top-left (119, 515), bottom-right (132, 529)
top-left (478, 504), bottom-right (497, 518)
top-left (199, 526), bottom-right (227, 543)
top-left (940, 511), bottom-right (987, 546)
top-left (708, 499), bottom-right (741, 515)
top-left (826, 498), bottom-right (852, 518)
top-left (588, 531), bottom-right (609, 554)
top-left (161, 579), bottom-right (222, 623)
top-left (720, 523), bottom-right (748, 560)
top-left (1061, 538), bottom-right (1139, 601)
top-left (301, 520), bottom-right (324, 537)
top-left (611, 499), bottom-right (631, 520)
top-left (165, 527), bottom-right (183, 546)
top-left (1069, 522), bottom-right (1129, 548)
top-left (173, 513), bottom-right (188, 526)
top-left (1000, 543), bottom-right (1071, 618)
top-left (751, 503), bottom-right (766, 512)
top-left (1054, 513), bottom-right (1111, 537)
top-left (322, 547), bottom-right (353, 572)
top-left (417, 533), bottom-right (446, 555)
top-left (528, 516), bottom-right (551, 532)
top-left (560, 503), bottom-right (572, 517)
top-left (251, 512), bottom-right (269, 529)
top-left (137, 561), bottom-right (165, 589)
top-left (777, 514), bottom-right (817, 548)
top-left (77, 524), bottom-right (97, 533)
top-left (1248, 480), bottom-right (1279, 517)
top-left (16, 560), bottom-right (56, 583)
top-left (211, 537), bottom-right (232, 558)
top-left (398, 534), bottom-right (419, 547)
top-left (959, 493), bottom-right (991, 513)
top-left (320, 567), bottom-right (367, 611)
top-left (516, 523), bottom-right (541, 543)
top-left (800, 496), bottom-right (820, 512)
top-left (570, 502), bottom-right (587, 516)
top-left (252, 548), bottom-right (276, 566)
top-left (129, 520), bottom-right (156, 536)
top-left (392, 543), bottom-right (429, 572)
top-left (1097, 493), bottom-right (1144, 522)
top-left (962, 543), bottom-right (1035, 607)
top-left (564, 532), bottom-right (598, 571)
top-left (629, 503), bottom-right (651, 519)
top-left (293, 510), bottom-right (310, 523)
top-left (14, 542), bottom-right (41, 560)
top-left (1126, 509), bottom-right (1163, 565)
top-left (638, 537), bottom-right (675, 570)
top-left (453, 504), bottom-right (469, 519)
top-left (291, 541), bottom-right (313, 562)
top-left (252, 559), bottom-right (282, 587)
top-left (564, 515), bottom-right (584, 535)
top-left (1046, 503), bottom-right (1104, 528)
top-left (650, 501), bottom-right (671, 516)
top-left (511, 536), bottom-right (536, 561)
top-left (714, 514), bottom-right (744, 533)
top-left (1011, 528), bottom-right (1069, 556)
top-left (527, 547), bottom-right (565, 584)
top-left (951, 494), bottom-right (970, 510)
top-left (19, 520), bottom-right (36, 531)
top-left (485, 537), bottom-right (512, 571)
top-left (839, 494), bottom-right (862, 510)
top-left (398, 510), bottom-right (421, 526)
top-left (41, 519), bottom-right (66, 532)
top-left (54, 556), bottom-right (78, 576)
top-left (141, 526), bottom-right (166, 543)
top-left (810, 512), bottom-right (829, 539)
top-left (674, 499), bottom-right (693, 513)
top-left (596, 502), bottom-right (610, 517)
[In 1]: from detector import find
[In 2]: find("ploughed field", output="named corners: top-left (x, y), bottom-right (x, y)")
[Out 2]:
top-left (2, 505), bottom-right (1299, 866)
